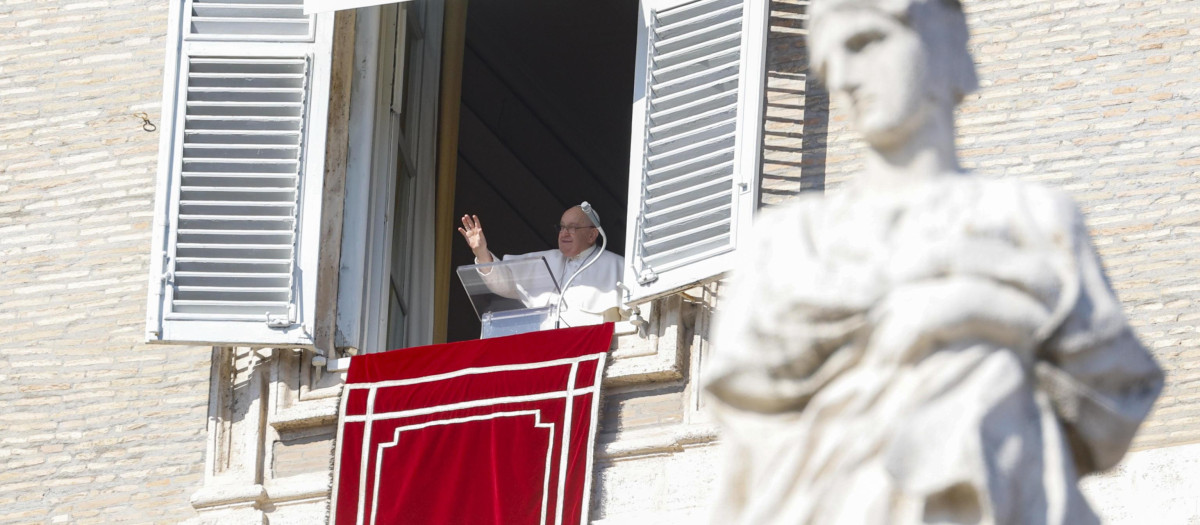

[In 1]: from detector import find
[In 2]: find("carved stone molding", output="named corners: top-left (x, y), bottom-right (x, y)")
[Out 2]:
top-left (597, 423), bottom-right (720, 460)
top-left (604, 295), bottom-right (695, 386)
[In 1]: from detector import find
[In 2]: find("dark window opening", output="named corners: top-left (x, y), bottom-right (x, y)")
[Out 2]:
top-left (447, 0), bottom-right (639, 341)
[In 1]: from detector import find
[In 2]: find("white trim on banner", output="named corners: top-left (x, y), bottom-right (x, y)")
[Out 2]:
top-left (330, 351), bottom-right (609, 525)
top-left (580, 353), bottom-right (606, 525)
top-left (304, 0), bottom-right (413, 15)
top-left (369, 411), bottom-right (556, 525)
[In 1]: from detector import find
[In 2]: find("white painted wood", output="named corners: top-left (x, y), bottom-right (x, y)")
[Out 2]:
top-left (147, 0), bottom-right (335, 346)
top-left (623, 0), bottom-right (767, 304)
top-left (334, 6), bottom-right (383, 352)
top-left (304, 0), bottom-right (412, 16)
top-left (393, 0), bottom-right (442, 350)
top-left (187, 0), bottom-right (315, 42)
top-left (375, 0), bottom-right (442, 352)
top-left (147, 0), bottom-right (188, 342)
top-left (361, 14), bottom-right (402, 354)
top-left (335, 0), bottom-right (442, 353)
top-left (390, 4), bottom-right (409, 116)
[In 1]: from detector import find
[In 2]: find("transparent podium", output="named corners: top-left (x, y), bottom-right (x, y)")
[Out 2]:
top-left (456, 257), bottom-right (561, 339)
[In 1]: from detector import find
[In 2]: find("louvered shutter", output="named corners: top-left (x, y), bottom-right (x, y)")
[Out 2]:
top-left (622, 0), bottom-right (768, 303)
top-left (146, 0), bottom-right (334, 345)
top-left (303, 0), bottom-right (408, 15)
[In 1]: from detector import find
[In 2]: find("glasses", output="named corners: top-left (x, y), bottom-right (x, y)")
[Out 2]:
top-left (553, 224), bottom-right (596, 234)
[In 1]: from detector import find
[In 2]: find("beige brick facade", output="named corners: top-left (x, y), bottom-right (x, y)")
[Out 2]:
top-left (1, 0), bottom-right (1198, 523)
top-left (956, 0), bottom-right (1200, 450)
top-left (0, 1), bottom-right (208, 523)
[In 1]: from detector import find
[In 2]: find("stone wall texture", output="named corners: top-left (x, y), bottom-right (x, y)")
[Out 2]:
top-left (762, 0), bottom-right (1200, 450)
top-left (0, 1), bottom-right (209, 523)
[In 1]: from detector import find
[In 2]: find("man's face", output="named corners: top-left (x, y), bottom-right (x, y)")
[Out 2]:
top-left (810, 9), bottom-right (932, 150)
top-left (557, 207), bottom-right (598, 258)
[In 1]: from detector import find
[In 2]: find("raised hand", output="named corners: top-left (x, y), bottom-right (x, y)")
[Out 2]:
top-left (457, 214), bottom-right (493, 263)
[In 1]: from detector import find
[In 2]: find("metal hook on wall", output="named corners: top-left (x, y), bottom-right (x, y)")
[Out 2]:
top-left (133, 112), bottom-right (156, 132)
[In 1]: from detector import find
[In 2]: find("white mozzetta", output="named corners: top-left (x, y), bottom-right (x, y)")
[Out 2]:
top-left (479, 247), bottom-right (625, 328)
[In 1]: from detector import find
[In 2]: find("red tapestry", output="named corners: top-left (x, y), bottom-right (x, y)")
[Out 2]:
top-left (331, 323), bottom-right (613, 525)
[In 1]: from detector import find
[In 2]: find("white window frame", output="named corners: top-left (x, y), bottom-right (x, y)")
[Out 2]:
top-left (304, 0), bottom-right (408, 15)
top-left (335, 2), bottom-right (444, 354)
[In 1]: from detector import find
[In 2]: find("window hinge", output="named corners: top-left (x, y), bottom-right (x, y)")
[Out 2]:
top-left (266, 304), bottom-right (297, 329)
top-left (637, 268), bottom-right (658, 285)
top-left (160, 255), bottom-right (174, 285)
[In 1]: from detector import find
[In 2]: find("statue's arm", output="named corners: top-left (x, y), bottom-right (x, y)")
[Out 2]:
top-left (704, 206), bottom-right (861, 413)
top-left (1035, 194), bottom-right (1164, 475)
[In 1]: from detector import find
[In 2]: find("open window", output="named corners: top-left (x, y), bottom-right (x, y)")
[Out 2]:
top-left (445, 0), bottom-right (638, 341)
top-left (148, 0), bottom-right (767, 348)
top-left (445, 0), bottom-right (767, 339)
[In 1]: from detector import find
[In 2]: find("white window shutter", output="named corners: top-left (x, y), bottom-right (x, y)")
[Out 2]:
top-left (623, 0), bottom-right (768, 304)
top-left (146, 0), bottom-right (334, 346)
top-left (304, 0), bottom-right (411, 15)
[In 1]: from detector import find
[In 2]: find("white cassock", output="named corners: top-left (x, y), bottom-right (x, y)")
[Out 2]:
top-left (477, 246), bottom-right (624, 327)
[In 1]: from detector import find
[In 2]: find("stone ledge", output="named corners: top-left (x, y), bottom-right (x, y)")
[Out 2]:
top-left (190, 483), bottom-right (266, 510)
top-left (266, 472), bottom-right (332, 504)
top-left (596, 423), bottom-right (720, 460)
top-left (603, 340), bottom-right (684, 386)
top-left (270, 397), bottom-right (340, 431)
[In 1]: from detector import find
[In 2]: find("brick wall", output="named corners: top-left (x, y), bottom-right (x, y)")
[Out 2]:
top-left (0, 1), bottom-right (209, 523)
top-left (959, 0), bottom-right (1200, 450)
top-left (764, 0), bottom-right (1200, 449)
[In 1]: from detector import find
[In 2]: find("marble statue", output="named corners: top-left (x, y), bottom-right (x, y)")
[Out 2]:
top-left (703, 0), bottom-right (1164, 523)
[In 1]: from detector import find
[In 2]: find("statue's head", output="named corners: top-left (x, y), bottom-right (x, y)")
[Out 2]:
top-left (807, 0), bottom-right (977, 149)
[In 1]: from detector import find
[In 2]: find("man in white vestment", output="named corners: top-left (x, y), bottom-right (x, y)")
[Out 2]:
top-left (457, 205), bottom-right (624, 327)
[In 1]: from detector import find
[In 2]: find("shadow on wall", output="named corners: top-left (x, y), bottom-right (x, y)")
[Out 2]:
top-left (760, 0), bottom-right (828, 208)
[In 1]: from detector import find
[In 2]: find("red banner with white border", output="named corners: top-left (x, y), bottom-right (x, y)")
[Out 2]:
top-left (331, 324), bottom-right (613, 525)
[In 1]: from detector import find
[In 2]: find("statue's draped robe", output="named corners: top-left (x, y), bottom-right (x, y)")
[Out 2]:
top-left (705, 179), bottom-right (1163, 524)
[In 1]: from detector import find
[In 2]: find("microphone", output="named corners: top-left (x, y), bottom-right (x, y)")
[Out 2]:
top-left (580, 201), bottom-right (602, 233)
top-left (556, 202), bottom-right (608, 328)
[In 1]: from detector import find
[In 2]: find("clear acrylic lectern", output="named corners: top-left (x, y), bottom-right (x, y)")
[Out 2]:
top-left (456, 257), bottom-right (561, 339)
